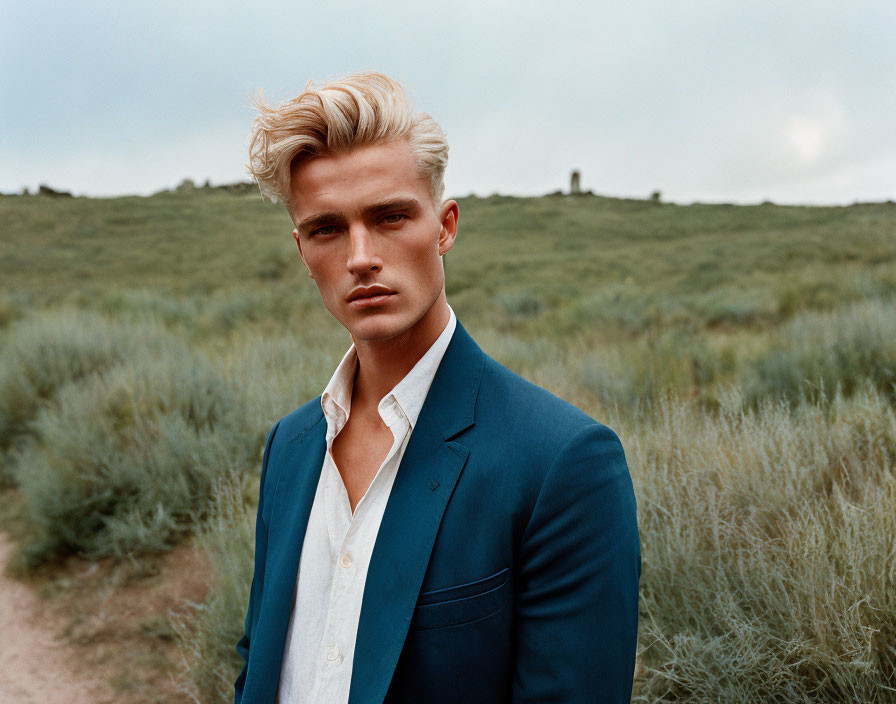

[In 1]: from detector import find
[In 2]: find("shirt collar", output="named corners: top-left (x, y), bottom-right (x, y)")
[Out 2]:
top-left (320, 305), bottom-right (457, 439)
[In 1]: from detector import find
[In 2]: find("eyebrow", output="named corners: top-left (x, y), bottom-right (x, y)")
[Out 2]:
top-left (297, 197), bottom-right (422, 235)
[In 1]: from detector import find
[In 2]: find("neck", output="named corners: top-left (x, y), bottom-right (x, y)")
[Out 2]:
top-left (350, 293), bottom-right (451, 410)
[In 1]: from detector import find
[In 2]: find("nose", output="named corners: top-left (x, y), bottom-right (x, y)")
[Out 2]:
top-left (346, 224), bottom-right (382, 274)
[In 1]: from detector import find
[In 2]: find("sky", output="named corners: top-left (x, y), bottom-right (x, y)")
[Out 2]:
top-left (2, 0), bottom-right (894, 205)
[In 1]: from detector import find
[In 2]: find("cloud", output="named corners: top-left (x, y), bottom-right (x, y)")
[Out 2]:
top-left (2, 0), bottom-right (894, 203)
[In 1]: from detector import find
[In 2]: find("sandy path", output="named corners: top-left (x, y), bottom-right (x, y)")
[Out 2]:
top-left (0, 533), bottom-right (113, 704)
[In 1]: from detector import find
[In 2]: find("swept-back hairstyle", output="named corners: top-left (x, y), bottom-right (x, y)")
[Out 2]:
top-left (247, 71), bottom-right (449, 208)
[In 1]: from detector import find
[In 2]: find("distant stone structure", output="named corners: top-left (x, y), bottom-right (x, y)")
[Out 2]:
top-left (570, 170), bottom-right (581, 195)
top-left (37, 184), bottom-right (73, 198)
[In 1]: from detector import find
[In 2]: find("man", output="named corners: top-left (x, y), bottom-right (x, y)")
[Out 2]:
top-left (236, 71), bottom-right (640, 704)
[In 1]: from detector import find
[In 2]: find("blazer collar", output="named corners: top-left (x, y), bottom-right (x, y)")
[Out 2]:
top-left (416, 316), bottom-right (484, 441)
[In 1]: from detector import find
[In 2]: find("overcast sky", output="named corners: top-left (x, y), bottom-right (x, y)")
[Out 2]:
top-left (2, 0), bottom-right (894, 204)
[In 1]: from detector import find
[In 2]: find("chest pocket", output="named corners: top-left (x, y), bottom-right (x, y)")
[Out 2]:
top-left (412, 567), bottom-right (511, 631)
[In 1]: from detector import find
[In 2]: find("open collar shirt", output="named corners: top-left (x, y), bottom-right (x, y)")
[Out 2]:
top-left (277, 306), bottom-right (457, 704)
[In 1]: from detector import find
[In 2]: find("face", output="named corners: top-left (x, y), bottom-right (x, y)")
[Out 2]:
top-left (289, 139), bottom-right (458, 344)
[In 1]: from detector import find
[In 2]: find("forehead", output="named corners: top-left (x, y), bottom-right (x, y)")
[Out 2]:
top-left (288, 139), bottom-right (429, 217)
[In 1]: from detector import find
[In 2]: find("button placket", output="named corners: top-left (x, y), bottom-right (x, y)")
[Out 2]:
top-left (323, 459), bottom-right (350, 559)
top-left (330, 548), bottom-right (355, 605)
top-left (320, 597), bottom-right (346, 671)
top-left (319, 474), bottom-right (354, 679)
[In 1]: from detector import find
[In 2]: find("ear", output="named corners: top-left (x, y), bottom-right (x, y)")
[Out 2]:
top-left (293, 228), bottom-right (314, 279)
top-left (436, 200), bottom-right (459, 256)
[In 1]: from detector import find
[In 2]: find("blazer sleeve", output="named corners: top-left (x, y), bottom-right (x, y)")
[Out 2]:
top-left (512, 422), bottom-right (641, 703)
top-left (234, 421), bottom-right (280, 704)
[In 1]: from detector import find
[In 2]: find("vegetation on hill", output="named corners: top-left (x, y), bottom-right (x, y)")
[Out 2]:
top-left (1, 188), bottom-right (894, 702)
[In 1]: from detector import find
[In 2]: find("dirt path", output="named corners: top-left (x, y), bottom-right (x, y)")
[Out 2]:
top-left (0, 533), bottom-right (114, 704)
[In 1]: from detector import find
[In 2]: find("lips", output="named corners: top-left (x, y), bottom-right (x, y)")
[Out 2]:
top-left (347, 285), bottom-right (396, 303)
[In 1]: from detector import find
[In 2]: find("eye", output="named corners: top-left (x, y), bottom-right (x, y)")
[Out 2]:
top-left (382, 213), bottom-right (408, 225)
top-left (311, 225), bottom-right (340, 237)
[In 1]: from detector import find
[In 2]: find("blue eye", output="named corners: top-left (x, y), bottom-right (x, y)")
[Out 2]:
top-left (383, 213), bottom-right (407, 224)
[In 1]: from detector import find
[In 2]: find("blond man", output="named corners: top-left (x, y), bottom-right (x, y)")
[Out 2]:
top-left (236, 71), bottom-right (640, 704)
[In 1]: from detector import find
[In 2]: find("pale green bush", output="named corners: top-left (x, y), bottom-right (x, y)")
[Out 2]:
top-left (217, 328), bottom-right (347, 425)
top-left (0, 310), bottom-right (172, 484)
top-left (12, 343), bottom-right (258, 563)
top-left (745, 299), bottom-right (896, 405)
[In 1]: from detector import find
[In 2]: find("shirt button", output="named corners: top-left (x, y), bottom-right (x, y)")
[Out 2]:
top-left (340, 553), bottom-right (353, 568)
top-left (327, 644), bottom-right (340, 661)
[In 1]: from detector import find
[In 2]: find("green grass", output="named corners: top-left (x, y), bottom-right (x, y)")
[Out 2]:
top-left (170, 479), bottom-right (258, 704)
top-left (626, 386), bottom-right (896, 701)
top-left (2, 188), bottom-right (895, 701)
top-left (4, 192), bottom-right (895, 329)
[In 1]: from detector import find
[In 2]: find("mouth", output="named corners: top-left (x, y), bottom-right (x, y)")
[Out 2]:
top-left (347, 288), bottom-right (397, 308)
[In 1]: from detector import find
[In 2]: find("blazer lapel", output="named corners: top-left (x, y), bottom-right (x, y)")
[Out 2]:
top-left (349, 320), bottom-right (486, 704)
top-left (248, 413), bottom-right (327, 703)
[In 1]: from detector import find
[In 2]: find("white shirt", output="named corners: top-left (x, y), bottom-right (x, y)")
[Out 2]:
top-left (277, 306), bottom-right (457, 704)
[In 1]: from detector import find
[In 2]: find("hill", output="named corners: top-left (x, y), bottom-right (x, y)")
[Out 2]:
top-left (1, 189), bottom-right (894, 702)
top-left (3, 190), bottom-right (894, 329)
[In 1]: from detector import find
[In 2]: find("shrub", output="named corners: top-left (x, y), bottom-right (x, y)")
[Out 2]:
top-left (692, 286), bottom-right (778, 328)
top-left (0, 310), bottom-right (171, 485)
top-left (565, 285), bottom-right (654, 335)
top-left (580, 330), bottom-right (725, 410)
top-left (745, 299), bottom-right (896, 405)
top-left (255, 244), bottom-right (293, 281)
top-left (218, 328), bottom-right (346, 425)
top-left (495, 289), bottom-right (543, 318)
top-left (0, 294), bottom-right (23, 329)
top-left (97, 289), bottom-right (200, 329)
top-left (12, 343), bottom-right (258, 563)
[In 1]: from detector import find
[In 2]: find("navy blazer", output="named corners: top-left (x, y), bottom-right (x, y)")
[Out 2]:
top-left (235, 318), bottom-right (641, 703)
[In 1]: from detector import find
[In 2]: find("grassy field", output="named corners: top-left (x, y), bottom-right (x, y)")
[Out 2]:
top-left (1, 187), bottom-right (894, 702)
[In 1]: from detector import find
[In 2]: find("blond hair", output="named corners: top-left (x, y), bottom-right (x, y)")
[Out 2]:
top-left (247, 71), bottom-right (449, 208)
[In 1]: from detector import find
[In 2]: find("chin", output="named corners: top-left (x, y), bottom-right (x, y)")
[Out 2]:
top-left (343, 311), bottom-right (413, 342)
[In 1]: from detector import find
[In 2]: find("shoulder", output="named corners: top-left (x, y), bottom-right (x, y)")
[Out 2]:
top-left (470, 352), bottom-right (634, 553)
top-left (461, 351), bottom-right (628, 497)
top-left (265, 395), bottom-right (325, 456)
top-left (477, 353), bottom-right (615, 443)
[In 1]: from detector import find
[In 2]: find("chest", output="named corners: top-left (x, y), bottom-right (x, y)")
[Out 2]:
top-left (330, 413), bottom-right (397, 513)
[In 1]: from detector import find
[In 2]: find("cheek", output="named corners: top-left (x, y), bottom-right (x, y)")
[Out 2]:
top-left (404, 233), bottom-right (441, 269)
top-left (306, 261), bottom-right (341, 299)
top-left (305, 249), bottom-right (335, 278)
top-left (405, 249), bottom-right (441, 288)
